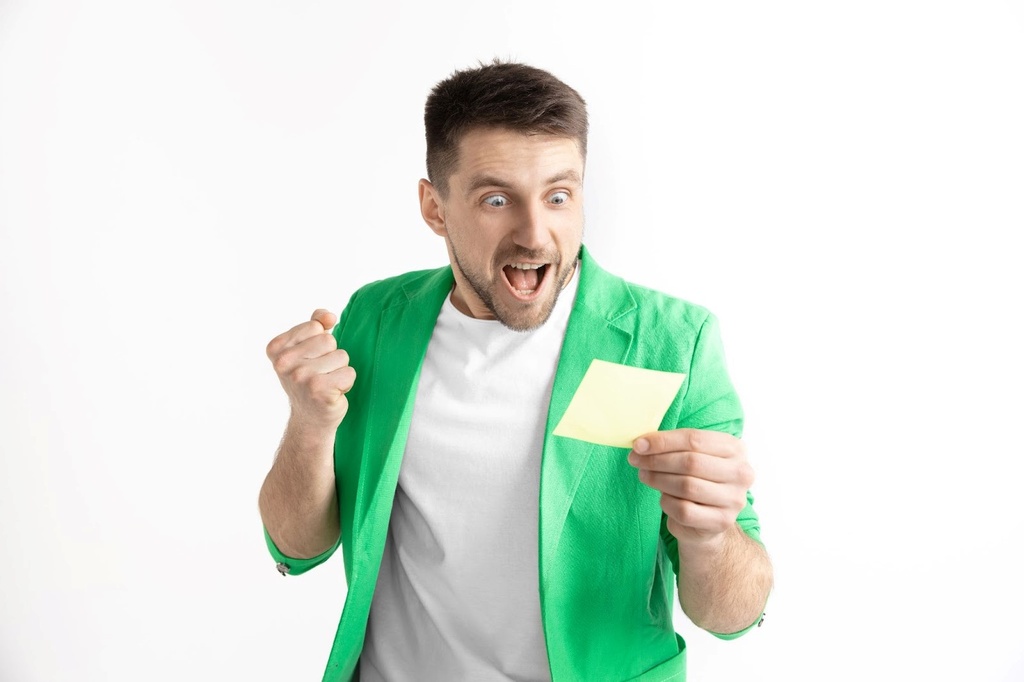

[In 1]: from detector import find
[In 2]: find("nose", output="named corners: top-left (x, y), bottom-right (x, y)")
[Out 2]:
top-left (512, 200), bottom-right (551, 251)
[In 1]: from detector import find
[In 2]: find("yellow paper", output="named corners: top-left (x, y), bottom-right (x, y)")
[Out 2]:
top-left (553, 359), bottom-right (687, 448)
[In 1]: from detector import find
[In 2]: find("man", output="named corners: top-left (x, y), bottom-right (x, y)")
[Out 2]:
top-left (259, 60), bottom-right (772, 681)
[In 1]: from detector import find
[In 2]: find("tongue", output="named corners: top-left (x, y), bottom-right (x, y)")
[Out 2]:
top-left (504, 265), bottom-right (540, 292)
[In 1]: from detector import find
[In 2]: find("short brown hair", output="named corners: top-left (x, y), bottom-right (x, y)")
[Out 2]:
top-left (424, 60), bottom-right (589, 197)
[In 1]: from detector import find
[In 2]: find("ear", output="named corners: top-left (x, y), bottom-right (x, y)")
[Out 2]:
top-left (419, 179), bottom-right (447, 237)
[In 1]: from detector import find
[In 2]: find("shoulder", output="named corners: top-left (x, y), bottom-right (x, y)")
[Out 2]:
top-left (344, 265), bottom-right (453, 314)
top-left (579, 247), bottom-right (715, 339)
top-left (333, 265), bottom-right (453, 347)
top-left (624, 279), bottom-right (715, 334)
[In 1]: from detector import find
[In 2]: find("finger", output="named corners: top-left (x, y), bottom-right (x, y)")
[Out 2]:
top-left (629, 450), bottom-right (735, 483)
top-left (297, 348), bottom-right (352, 379)
top-left (296, 330), bottom-right (338, 359)
top-left (267, 318), bottom-right (335, 358)
top-left (633, 428), bottom-right (744, 459)
top-left (665, 512), bottom-right (734, 541)
top-left (289, 356), bottom-right (356, 398)
top-left (271, 334), bottom-right (340, 376)
top-left (638, 470), bottom-right (737, 507)
top-left (660, 495), bottom-right (736, 535)
top-left (308, 363), bottom-right (357, 397)
top-left (310, 308), bottom-right (338, 332)
top-left (323, 363), bottom-right (357, 394)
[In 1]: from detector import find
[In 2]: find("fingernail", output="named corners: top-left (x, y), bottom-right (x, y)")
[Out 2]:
top-left (627, 452), bottom-right (638, 466)
top-left (634, 438), bottom-right (649, 454)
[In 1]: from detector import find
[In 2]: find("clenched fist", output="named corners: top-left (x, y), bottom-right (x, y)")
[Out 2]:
top-left (266, 308), bottom-right (356, 431)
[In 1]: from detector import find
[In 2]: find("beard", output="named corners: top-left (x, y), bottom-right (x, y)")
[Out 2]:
top-left (448, 238), bottom-right (580, 332)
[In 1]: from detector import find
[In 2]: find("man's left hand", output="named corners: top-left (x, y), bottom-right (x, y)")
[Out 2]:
top-left (628, 428), bottom-right (754, 545)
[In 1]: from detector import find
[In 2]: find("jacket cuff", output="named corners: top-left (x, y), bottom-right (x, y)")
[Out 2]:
top-left (263, 526), bottom-right (338, 576)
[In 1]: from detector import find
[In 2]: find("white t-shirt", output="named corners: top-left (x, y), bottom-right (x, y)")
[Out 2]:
top-left (359, 267), bottom-right (579, 682)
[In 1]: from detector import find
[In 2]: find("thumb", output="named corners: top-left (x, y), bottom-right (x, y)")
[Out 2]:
top-left (310, 308), bottom-right (338, 333)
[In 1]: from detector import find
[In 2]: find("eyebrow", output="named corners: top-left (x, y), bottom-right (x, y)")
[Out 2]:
top-left (463, 169), bottom-right (583, 199)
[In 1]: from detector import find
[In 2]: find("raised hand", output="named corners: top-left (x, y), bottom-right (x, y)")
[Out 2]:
top-left (266, 308), bottom-right (356, 432)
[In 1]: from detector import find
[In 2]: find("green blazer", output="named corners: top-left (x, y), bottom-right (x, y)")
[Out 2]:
top-left (265, 246), bottom-right (762, 681)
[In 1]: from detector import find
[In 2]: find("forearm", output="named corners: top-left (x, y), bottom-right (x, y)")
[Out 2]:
top-left (258, 415), bottom-right (340, 559)
top-left (676, 523), bottom-right (773, 634)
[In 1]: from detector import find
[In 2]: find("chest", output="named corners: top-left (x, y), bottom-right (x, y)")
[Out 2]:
top-left (399, 312), bottom-right (564, 495)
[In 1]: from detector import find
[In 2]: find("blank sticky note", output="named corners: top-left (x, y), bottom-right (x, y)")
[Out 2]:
top-left (553, 359), bottom-right (687, 448)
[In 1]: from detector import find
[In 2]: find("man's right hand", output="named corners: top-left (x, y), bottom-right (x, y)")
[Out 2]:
top-left (266, 308), bottom-right (357, 432)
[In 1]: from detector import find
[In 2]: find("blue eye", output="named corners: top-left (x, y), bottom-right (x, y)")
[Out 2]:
top-left (549, 191), bottom-right (569, 205)
top-left (483, 195), bottom-right (508, 207)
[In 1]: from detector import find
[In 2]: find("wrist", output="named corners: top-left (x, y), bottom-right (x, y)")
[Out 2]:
top-left (672, 522), bottom-right (736, 556)
top-left (280, 413), bottom-right (338, 470)
top-left (286, 411), bottom-right (340, 443)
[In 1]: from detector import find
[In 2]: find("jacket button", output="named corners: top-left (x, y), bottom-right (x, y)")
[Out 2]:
top-left (276, 562), bottom-right (290, 576)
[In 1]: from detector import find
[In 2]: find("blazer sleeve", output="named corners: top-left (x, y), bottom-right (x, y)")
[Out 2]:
top-left (658, 312), bottom-right (766, 638)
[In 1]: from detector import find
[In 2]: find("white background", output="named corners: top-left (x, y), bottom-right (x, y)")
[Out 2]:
top-left (2, 1), bottom-right (1023, 680)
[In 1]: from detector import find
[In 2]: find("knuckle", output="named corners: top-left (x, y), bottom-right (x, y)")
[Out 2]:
top-left (301, 333), bottom-right (331, 358)
top-left (739, 462), bottom-right (756, 487)
top-left (271, 351), bottom-right (293, 375)
top-left (679, 451), bottom-right (699, 476)
top-left (678, 476), bottom-right (699, 499)
top-left (661, 496), bottom-right (694, 526)
top-left (675, 500), bottom-right (697, 526)
top-left (297, 320), bottom-right (319, 339)
top-left (299, 323), bottom-right (319, 342)
top-left (308, 373), bottom-right (335, 400)
top-left (336, 366), bottom-right (357, 392)
top-left (287, 363), bottom-right (311, 386)
top-left (688, 430), bottom-right (704, 452)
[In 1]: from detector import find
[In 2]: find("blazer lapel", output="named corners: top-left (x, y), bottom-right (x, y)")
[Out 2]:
top-left (538, 247), bottom-right (637, 584)
top-left (330, 268), bottom-right (454, 681)
top-left (352, 268), bottom-right (454, 559)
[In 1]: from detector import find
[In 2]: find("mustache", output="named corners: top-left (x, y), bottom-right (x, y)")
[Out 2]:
top-left (495, 248), bottom-right (561, 265)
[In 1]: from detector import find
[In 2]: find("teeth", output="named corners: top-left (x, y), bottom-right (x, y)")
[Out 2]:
top-left (509, 263), bottom-right (544, 270)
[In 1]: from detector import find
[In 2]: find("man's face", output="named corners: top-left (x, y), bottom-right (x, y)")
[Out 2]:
top-left (419, 127), bottom-right (585, 332)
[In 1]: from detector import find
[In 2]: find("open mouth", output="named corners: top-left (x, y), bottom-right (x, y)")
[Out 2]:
top-left (502, 262), bottom-right (550, 300)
